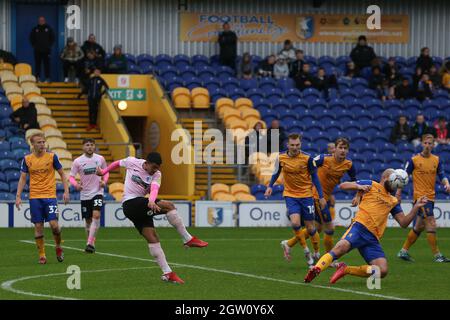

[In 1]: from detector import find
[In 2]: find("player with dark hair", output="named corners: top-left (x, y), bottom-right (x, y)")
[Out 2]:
top-left (70, 138), bottom-right (108, 253)
top-left (96, 152), bottom-right (208, 284)
top-left (265, 133), bottom-right (326, 267)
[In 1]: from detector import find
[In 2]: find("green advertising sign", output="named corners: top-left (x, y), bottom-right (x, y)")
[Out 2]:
top-left (109, 89), bottom-right (147, 101)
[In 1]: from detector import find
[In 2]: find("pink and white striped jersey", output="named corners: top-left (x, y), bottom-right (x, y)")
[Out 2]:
top-left (70, 153), bottom-right (107, 201)
top-left (120, 157), bottom-right (162, 203)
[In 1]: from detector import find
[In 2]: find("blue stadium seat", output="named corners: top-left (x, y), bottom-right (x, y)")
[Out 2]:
top-left (273, 100), bottom-right (291, 113)
top-left (0, 118), bottom-right (16, 130)
top-left (247, 88), bottom-right (265, 101)
top-left (406, 56), bottom-right (417, 68)
top-left (222, 77), bottom-right (240, 91)
top-left (337, 78), bottom-right (351, 89)
top-left (251, 184), bottom-right (267, 200)
top-left (5, 171), bottom-right (20, 183)
top-left (0, 159), bottom-right (20, 172)
top-left (434, 90), bottom-right (449, 100)
top-left (284, 88), bottom-right (302, 100)
top-left (124, 54), bottom-right (136, 65)
top-left (0, 192), bottom-right (15, 201)
top-left (178, 65), bottom-right (197, 78)
top-left (271, 184), bottom-right (284, 199)
top-left (434, 98), bottom-right (450, 111)
top-left (160, 65), bottom-right (178, 78)
top-left (277, 77), bottom-right (295, 90)
top-left (217, 65), bottom-right (235, 77)
top-left (192, 55), bottom-right (210, 68)
top-left (104, 193), bottom-right (115, 201)
top-left (266, 88), bottom-right (284, 100)
top-left (229, 88), bottom-right (246, 100)
top-left (304, 55), bottom-right (317, 66)
top-left (155, 54), bottom-right (173, 68)
top-left (239, 78), bottom-right (258, 91)
top-left (318, 55), bottom-right (335, 67)
top-left (127, 64), bottom-right (141, 74)
top-left (141, 64), bottom-right (154, 74)
top-left (258, 77), bottom-right (277, 91)
top-left (184, 76), bottom-right (202, 90)
top-left (432, 56), bottom-right (443, 67)
top-left (173, 54), bottom-right (191, 68)
top-left (165, 76), bottom-right (184, 92)
top-left (360, 89), bottom-right (378, 100)
top-left (0, 150), bottom-right (15, 161)
top-left (137, 54), bottom-right (154, 66)
top-left (302, 88), bottom-right (321, 99)
top-left (211, 88), bottom-right (228, 103)
top-left (0, 106), bottom-right (12, 120)
top-left (0, 181), bottom-right (9, 192)
top-left (198, 67), bottom-right (216, 81)
top-left (204, 78), bottom-right (221, 91)
top-left (9, 181), bottom-right (29, 193)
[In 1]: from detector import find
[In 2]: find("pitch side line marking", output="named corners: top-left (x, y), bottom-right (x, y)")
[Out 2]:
top-left (27, 238), bottom-right (449, 242)
top-left (18, 240), bottom-right (406, 300)
top-left (1, 266), bottom-right (160, 300)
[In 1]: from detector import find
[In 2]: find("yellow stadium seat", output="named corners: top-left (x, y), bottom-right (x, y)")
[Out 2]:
top-left (223, 108), bottom-right (242, 123)
top-left (234, 97), bottom-right (253, 110)
top-left (35, 104), bottom-right (52, 116)
top-left (217, 105), bottom-right (236, 119)
top-left (215, 97), bottom-right (234, 114)
top-left (19, 75), bottom-right (37, 84)
top-left (23, 87), bottom-right (41, 99)
top-left (9, 95), bottom-right (23, 110)
top-left (172, 87), bottom-right (191, 109)
top-left (0, 72), bottom-right (18, 85)
top-left (213, 192), bottom-right (236, 202)
top-left (234, 193), bottom-right (256, 201)
top-left (38, 116), bottom-right (57, 130)
top-left (230, 183), bottom-right (250, 196)
top-left (211, 183), bottom-right (230, 199)
top-left (191, 87), bottom-right (210, 109)
top-left (29, 96), bottom-right (47, 105)
top-left (47, 137), bottom-right (67, 150)
top-left (20, 82), bottom-right (39, 91)
top-left (111, 191), bottom-right (124, 201)
top-left (43, 127), bottom-right (63, 139)
top-left (226, 118), bottom-right (248, 130)
top-left (4, 84), bottom-right (23, 98)
top-left (0, 63), bottom-right (14, 72)
top-left (53, 149), bottom-right (73, 161)
top-left (240, 107), bottom-right (260, 121)
top-left (14, 63), bottom-right (32, 77)
top-left (109, 182), bottom-right (125, 194)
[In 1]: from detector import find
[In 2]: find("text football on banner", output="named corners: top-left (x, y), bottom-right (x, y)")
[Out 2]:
top-left (195, 201), bottom-right (236, 227)
top-left (103, 202), bottom-right (191, 227)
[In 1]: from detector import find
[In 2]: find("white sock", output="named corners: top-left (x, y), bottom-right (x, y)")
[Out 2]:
top-left (166, 210), bottom-right (193, 243)
top-left (304, 248), bottom-right (310, 254)
top-left (148, 242), bottom-right (172, 274)
top-left (87, 218), bottom-right (100, 245)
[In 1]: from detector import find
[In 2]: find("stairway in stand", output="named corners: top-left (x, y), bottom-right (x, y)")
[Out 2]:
top-left (38, 82), bottom-right (123, 184)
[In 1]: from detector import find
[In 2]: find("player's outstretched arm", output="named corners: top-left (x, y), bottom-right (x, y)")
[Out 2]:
top-left (339, 181), bottom-right (371, 192)
top-left (57, 168), bottom-right (70, 205)
top-left (394, 196), bottom-right (428, 228)
top-left (15, 172), bottom-right (27, 210)
top-left (96, 160), bottom-right (121, 176)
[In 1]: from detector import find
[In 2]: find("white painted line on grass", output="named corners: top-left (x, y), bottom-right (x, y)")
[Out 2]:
top-left (18, 240), bottom-right (407, 300)
top-left (1, 266), bottom-right (159, 300)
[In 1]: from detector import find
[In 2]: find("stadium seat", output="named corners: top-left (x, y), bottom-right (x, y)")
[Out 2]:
top-left (191, 87), bottom-right (210, 109)
top-left (215, 97), bottom-right (234, 114)
top-left (277, 77), bottom-right (295, 90)
top-left (239, 78), bottom-right (258, 91)
top-left (0, 192), bottom-right (15, 201)
top-left (172, 87), bottom-right (191, 109)
top-left (259, 77), bottom-right (277, 91)
top-left (235, 98), bottom-right (253, 110)
top-left (225, 118), bottom-right (248, 131)
top-left (266, 88), bottom-right (284, 100)
top-left (220, 107), bottom-right (240, 121)
top-left (192, 55), bottom-right (210, 68)
top-left (35, 104), bottom-right (52, 117)
top-left (229, 88), bottom-right (246, 100)
top-left (46, 137), bottom-right (67, 150)
top-left (241, 108), bottom-right (260, 122)
top-left (5, 170), bottom-right (20, 183)
top-left (14, 63), bottom-right (32, 77)
top-left (155, 54), bottom-right (173, 68)
top-left (211, 183), bottom-right (230, 199)
top-left (222, 77), bottom-right (240, 91)
top-left (173, 54), bottom-right (191, 68)
top-left (247, 88), bottom-right (265, 101)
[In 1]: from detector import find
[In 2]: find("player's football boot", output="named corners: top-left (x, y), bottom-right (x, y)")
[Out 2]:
top-left (280, 240), bottom-right (291, 262)
top-left (304, 250), bottom-right (314, 267)
top-left (313, 252), bottom-right (321, 264)
top-left (184, 236), bottom-right (208, 248)
top-left (85, 244), bottom-right (96, 254)
top-left (329, 262), bottom-right (347, 284)
top-left (56, 247), bottom-right (64, 262)
top-left (38, 256), bottom-right (47, 264)
top-left (397, 250), bottom-right (415, 262)
top-left (304, 266), bottom-right (321, 283)
top-left (434, 254), bottom-right (450, 262)
top-left (161, 272), bottom-right (185, 284)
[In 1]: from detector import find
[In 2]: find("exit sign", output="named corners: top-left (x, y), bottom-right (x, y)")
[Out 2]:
top-left (109, 89), bottom-right (147, 101)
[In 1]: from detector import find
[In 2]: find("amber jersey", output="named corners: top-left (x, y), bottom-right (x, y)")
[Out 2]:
top-left (405, 153), bottom-right (446, 202)
top-left (21, 152), bottom-right (63, 199)
top-left (312, 154), bottom-right (356, 201)
top-left (269, 151), bottom-right (322, 198)
top-left (353, 180), bottom-right (402, 240)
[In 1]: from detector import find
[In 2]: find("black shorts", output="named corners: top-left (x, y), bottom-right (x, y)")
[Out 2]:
top-left (122, 197), bottom-right (161, 234)
top-left (81, 195), bottom-right (103, 220)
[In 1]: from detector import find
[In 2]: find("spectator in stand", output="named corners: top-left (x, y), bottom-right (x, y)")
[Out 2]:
top-left (237, 52), bottom-right (254, 79)
top-left (386, 67), bottom-right (402, 99)
top-left (428, 65), bottom-right (441, 89)
top-left (295, 63), bottom-right (314, 90)
top-left (60, 37), bottom-right (84, 83)
top-left (383, 57), bottom-right (399, 78)
top-left (412, 66), bottom-right (423, 91)
top-left (81, 34), bottom-right (106, 63)
top-left (273, 56), bottom-right (290, 79)
top-left (86, 69), bottom-right (109, 131)
top-left (369, 66), bottom-right (386, 100)
top-left (290, 49), bottom-right (305, 78)
top-left (313, 67), bottom-right (337, 99)
top-left (267, 119), bottom-right (286, 153)
top-left (350, 35), bottom-right (377, 70)
top-left (394, 77), bottom-right (414, 100)
top-left (434, 117), bottom-right (450, 145)
top-left (29, 16), bottom-right (55, 82)
top-left (105, 45), bottom-right (128, 74)
top-left (279, 39), bottom-right (296, 65)
top-left (344, 61), bottom-right (360, 79)
top-left (218, 22), bottom-right (238, 70)
top-left (416, 73), bottom-right (433, 101)
top-left (442, 61), bottom-right (450, 91)
top-left (410, 114), bottom-right (436, 147)
top-left (9, 97), bottom-right (40, 132)
top-left (79, 50), bottom-right (104, 97)
top-left (0, 49), bottom-right (17, 65)
top-left (257, 55), bottom-right (276, 77)
top-left (245, 121), bottom-right (268, 158)
top-left (390, 115), bottom-right (411, 144)
top-left (416, 47), bottom-right (433, 73)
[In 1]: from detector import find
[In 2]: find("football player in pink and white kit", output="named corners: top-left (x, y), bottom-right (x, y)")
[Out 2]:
top-left (96, 152), bottom-right (208, 284)
top-left (69, 139), bottom-right (109, 253)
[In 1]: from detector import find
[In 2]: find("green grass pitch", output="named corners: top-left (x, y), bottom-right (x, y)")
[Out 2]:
top-left (0, 227), bottom-right (449, 300)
